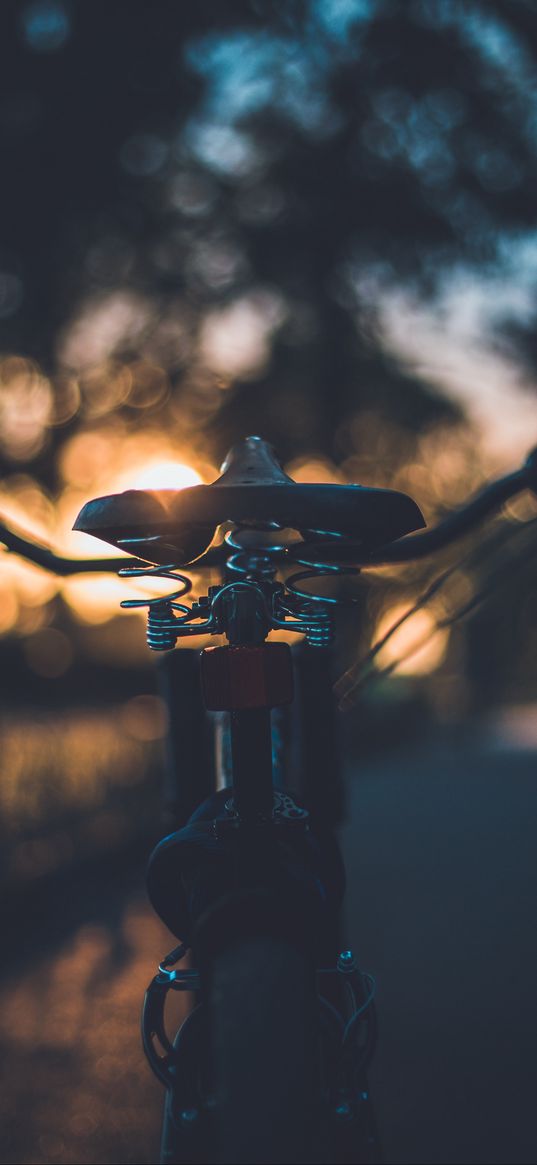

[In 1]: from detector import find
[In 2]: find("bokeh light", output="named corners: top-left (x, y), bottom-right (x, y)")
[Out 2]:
top-left (119, 695), bottom-right (168, 741)
top-left (373, 601), bottom-right (450, 677)
top-left (0, 708), bottom-right (150, 828)
top-left (59, 452), bottom-right (205, 626)
top-left (58, 293), bottom-right (154, 372)
top-left (23, 626), bottom-right (73, 677)
top-left (199, 291), bottom-right (286, 379)
top-left (0, 357), bottom-right (53, 461)
top-left (118, 459), bottom-right (202, 491)
top-left (21, 0), bottom-right (70, 53)
top-left (1, 7), bottom-right (537, 1163)
top-left (286, 456), bottom-right (343, 483)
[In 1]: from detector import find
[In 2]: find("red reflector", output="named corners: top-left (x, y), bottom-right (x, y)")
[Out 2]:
top-left (201, 644), bottom-right (294, 710)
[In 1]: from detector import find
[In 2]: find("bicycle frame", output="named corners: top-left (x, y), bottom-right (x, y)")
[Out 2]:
top-left (2, 440), bottom-right (537, 1164)
top-left (141, 558), bottom-right (377, 1163)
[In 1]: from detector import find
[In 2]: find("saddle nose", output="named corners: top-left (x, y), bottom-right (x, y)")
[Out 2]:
top-left (217, 436), bottom-right (293, 486)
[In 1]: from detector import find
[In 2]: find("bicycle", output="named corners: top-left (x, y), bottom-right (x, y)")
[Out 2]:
top-left (3, 434), bottom-right (537, 1164)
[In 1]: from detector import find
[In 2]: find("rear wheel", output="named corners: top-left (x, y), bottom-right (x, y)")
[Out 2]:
top-left (207, 933), bottom-right (325, 1165)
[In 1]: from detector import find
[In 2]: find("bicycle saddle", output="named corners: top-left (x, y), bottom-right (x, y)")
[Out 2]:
top-left (74, 435), bottom-right (425, 565)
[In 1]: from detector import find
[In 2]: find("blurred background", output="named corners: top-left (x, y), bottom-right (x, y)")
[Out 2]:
top-left (1, 1), bottom-right (537, 1162)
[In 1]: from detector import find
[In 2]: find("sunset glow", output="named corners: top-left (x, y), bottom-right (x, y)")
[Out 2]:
top-left (0, 442), bottom-right (207, 635)
top-left (60, 456), bottom-right (204, 625)
top-left (117, 459), bottom-right (203, 491)
top-left (373, 602), bottom-right (449, 678)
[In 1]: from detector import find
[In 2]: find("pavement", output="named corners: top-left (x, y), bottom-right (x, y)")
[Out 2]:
top-left (341, 727), bottom-right (537, 1165)
top-left (0, 890), bottom-right (169, 1165)
top-left (1, 725), bottom-right (536, 1164)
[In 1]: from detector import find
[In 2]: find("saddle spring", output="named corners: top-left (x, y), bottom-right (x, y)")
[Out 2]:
top-left (118, 529), bottom-right (361, 650)
top-left (279, 537), bottom-right (363, 647)
top-left (119, 562), bottom-right (203, 650)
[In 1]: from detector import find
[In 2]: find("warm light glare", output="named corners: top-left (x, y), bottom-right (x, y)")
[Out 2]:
top-left (0, 554), bottom-right (58, 638)
top-left (373, 602), bottom-right (449, 677)
top-left (61, 574), bottom-right (129, 625)
top-left (285, 456), bottom-right (342, 483)
top-left (0, 438), bottom-right (208, 634)
top-left (119, 695), bottom-right (168, 741)
top-left (0, 708), bottom-right (150, 827)
top-left (0, 478), bottom-right (54, 540)
top-left (55, 487), bottom-right (125, 559)
top-left (0, 578), bottom-right (19, 635)
top-left (59, 458), bottom-right (203, 625)
top-left (0, 356), bottom-right (53, 461)
top-left (120, 459), bottom-right (202, 490)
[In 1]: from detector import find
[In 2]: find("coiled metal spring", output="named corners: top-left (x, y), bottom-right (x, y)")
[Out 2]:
top-left (119, 563), bottom-right (203, 651)
top-left (273, 591), bottom-right (335, 647)
top-left (118, 530), bottom-right (362, 649)
top-left (279, 547), bottom-right (362, 647)
top-left (223, 527), bottom-right (284, 583)
top-left (302, 605), bottom-right (334, 647)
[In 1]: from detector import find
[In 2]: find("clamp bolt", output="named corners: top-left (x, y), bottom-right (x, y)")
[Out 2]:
top-left (337, 949), bottom-right (356, 973)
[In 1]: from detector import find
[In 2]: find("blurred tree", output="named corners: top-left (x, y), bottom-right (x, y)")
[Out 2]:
top-left (1, 0), bottom-right (536, 485)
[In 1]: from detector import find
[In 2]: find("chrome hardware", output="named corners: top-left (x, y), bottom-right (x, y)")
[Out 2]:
top-left (301, 603), bottom-right (334, 647)
top-left (337, 949), bottom-right (357, 973)
top-left (156, 966), bottom-right (201, 990)
top-left (118, 528), bottom-right (361, 649)
top-left (272, 591), bottom-right (335, 647)
top-left (286, 559), bottom-right (361, 606)
top-left (272, 790), bottom-right (309, 822)
top-left (276, 549), bottom-right (363, 646)
top-left (223, 527), bottom-right (285, 583)
top-left (119, 563), bottom-right (215, 651)
top-left (304, 610), bottom-right (333, 647)
top-left (146, 602), bottom-right (180, 652)
top-left (221, 790), bottom-right (309, 826)
top-left (143, 938), bottom-right (377, 1114)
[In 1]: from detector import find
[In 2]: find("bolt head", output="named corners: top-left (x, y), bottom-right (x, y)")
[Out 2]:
top-left (337, 949), bottom-right (356, 972)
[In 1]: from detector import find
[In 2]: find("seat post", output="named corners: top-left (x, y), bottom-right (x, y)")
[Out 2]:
top-left (200, 631), bottom-right (295, 823)
top-left (229, 706), bottom-right (274, 821)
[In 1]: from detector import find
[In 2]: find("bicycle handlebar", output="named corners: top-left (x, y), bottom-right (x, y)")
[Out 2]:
top-left (0, 521), bottom-right (144, 575)
top-left (1, 447), bottom-right (535, 576)
top-left (364, 457), bottom-right (535, 567)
